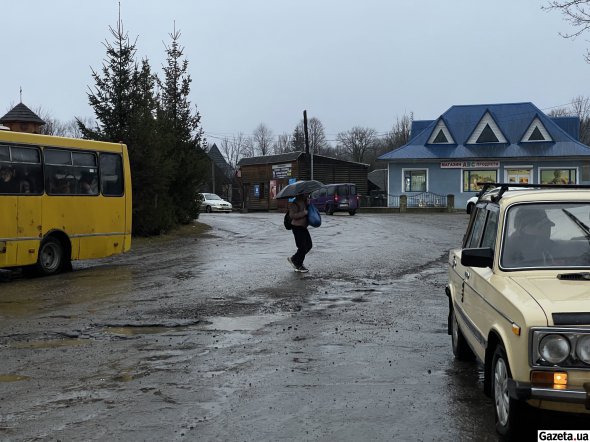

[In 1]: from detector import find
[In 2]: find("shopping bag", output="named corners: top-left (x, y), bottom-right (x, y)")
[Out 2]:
top-left (307, 204), bottom-right (322, 228)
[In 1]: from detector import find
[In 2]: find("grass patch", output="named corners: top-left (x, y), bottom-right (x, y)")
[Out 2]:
top-left (132, 221), bottom-right (211, 247)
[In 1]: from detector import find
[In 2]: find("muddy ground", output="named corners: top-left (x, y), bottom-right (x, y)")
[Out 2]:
top-left (0, 212), bottom-right (586, 441)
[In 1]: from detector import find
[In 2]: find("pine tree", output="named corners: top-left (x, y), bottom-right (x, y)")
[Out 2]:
top-left (128, 59), bottom-right (176, 235)
top-left (78, 18), bottom-right (136, 142)
top-left (158, 26), bottom-right (208, 224)
top-left (79, 16), bottom-right (176, 235)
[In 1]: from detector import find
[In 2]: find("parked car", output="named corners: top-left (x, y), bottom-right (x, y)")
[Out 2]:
top-left (310, 183), bottom-right (359, 215)
top-left (447, 183), bottom-right (590, 437)
top-left (197, 193), bottom-right (232, 213)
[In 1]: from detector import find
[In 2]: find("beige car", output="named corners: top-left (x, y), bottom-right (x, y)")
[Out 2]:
top-left (447, 183), bottom-right (590, 437)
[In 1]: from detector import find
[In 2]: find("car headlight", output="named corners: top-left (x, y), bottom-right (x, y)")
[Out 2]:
top-left (539, 334), bottom-right (571, 364)
top-left (576, 335), bottom-right (590, 364)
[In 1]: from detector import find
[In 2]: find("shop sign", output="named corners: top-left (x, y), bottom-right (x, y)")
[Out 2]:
top-left (441, 161), bottom-right (499, 169)
top-left (272, 163), bottom-right (292, 178)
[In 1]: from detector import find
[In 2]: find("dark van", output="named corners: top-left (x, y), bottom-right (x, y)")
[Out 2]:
top-left (310, 183), bottom-right (359, 215)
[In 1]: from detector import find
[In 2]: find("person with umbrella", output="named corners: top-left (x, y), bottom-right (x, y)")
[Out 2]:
top-left (276, 180), bottom-right (323, 273)
top-left (287, 192), bottom-right (312, 273)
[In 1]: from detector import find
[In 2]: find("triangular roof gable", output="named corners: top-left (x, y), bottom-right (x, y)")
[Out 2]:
top-left (466, 110), bottom-right (507, 144)
top-left (426, 118), bottom-right (456, 145)
top-left (520, 115), bottom-right (552, 143)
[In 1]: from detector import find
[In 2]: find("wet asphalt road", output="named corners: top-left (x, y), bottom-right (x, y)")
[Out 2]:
top-left (0, 212), bottom-right (585, 441)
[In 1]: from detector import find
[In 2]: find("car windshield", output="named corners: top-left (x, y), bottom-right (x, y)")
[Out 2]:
top-left (204, 194), bottom-right (222, 200)
top-left (501, 203), bottom-right (590, 269)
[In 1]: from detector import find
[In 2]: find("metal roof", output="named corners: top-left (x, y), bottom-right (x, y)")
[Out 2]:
top-left (238, 152), bottom-right (303, 166)
top-left (0, 102), bottom-right (45, 125)
top-left (379, 102), bottom-right (590, 161)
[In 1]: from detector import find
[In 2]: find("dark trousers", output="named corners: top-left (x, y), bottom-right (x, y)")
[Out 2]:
top-left (292, 226), bottom-right (312, 266)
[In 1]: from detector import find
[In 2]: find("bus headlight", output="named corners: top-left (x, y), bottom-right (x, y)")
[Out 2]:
top-left (576, 335), bottom-right (590, 364)
top-left (539, 334), bottom-right (570, 364)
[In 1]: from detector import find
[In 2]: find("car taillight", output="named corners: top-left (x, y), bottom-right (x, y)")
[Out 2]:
top-left (334, 195), bottom-right (339, 202)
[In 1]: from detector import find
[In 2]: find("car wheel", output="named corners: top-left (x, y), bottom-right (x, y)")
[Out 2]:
top-left (206, 205), bottom-right (212, 213)
top-left (35, 237), bottom-right (65, 276)
top-left (451, 309), bottom-right (474, 360)
top-left (466, 202), bottom-right (474, 214)
top-left (492, 344), bottom-right (525, 438)
top-left (349, 210), bottom-right (356, 216)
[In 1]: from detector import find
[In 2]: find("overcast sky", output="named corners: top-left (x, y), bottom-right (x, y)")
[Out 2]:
top-left (3, 0), bottom-right (590, 144)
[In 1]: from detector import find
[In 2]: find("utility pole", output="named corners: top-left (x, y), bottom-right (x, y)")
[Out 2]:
top-left (303, 110), bottom-right (312, 180)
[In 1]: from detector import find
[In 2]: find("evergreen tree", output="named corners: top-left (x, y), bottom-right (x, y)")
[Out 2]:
top-left (158, 26), bottom-right (208, 224)
top-left (129, 59), bottom-right (176, 235)
top-left (79, 17), bottom-right (176, 235)
top-left (78, 19), bottom-right (136, 142)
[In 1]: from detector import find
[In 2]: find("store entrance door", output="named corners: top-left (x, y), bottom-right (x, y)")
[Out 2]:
top-left (505, 168), bottom-right (532, 184)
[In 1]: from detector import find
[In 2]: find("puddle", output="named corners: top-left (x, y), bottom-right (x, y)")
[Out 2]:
top-left (200, 313), bottom-right (287, 331)
top-left (0, 374), bottom-right (30, 382)
top-left (11, 339), bottom-right (89, 349)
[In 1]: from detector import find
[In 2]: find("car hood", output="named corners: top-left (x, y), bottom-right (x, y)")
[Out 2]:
top-left (510, 275), bottom-right (590, 317)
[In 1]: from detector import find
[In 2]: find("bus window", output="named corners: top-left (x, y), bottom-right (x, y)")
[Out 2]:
top-left (45, 148), bottom-right (98, 195)
top-left (100, 153), bottom-right (123, 196)
top-left (11, 146), bottom-right (42, 194)
top-left (0, 145), bottom-right (42, 194)
top-left (0, 145), bottom-right (10, 161)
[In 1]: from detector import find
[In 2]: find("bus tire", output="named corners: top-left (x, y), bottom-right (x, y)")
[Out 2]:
top-left (35, 237), bottom-right (65, 276)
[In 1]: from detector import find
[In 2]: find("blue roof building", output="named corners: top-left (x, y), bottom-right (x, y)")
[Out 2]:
top-left (377, 102), bottom-right (590, 210)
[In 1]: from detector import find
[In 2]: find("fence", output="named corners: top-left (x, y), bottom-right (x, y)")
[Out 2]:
top-left (407, 192), bottom-right (447, 208)
top-left (361, 191), bottom-right (454, 212)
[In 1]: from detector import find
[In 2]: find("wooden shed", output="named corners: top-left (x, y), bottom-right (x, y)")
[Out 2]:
top-left (237, 151), bottom-right (369, 211)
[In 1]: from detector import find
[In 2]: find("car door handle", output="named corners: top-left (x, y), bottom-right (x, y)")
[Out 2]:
top-left (464, 271), bottom-right (471, 280)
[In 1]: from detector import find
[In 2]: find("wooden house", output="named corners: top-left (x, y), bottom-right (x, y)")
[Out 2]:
top-left (237, 151), bottom-right (368, 211)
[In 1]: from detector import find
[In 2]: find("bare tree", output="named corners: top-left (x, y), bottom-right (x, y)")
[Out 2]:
top-left (336, 126), bottom-right (377, 163)
top-left (549, 95), bottom-right (590, 145)
top-left (544, 1), bottom-right (590, 61)
top-left (68, 117), bottom-right (95, 138)
top-left (220, 132), bottom-right (250, 167)
top-left (252, 123), bottom-right (274, 156)
top-left (273, 133), bottom-right (293, 154)
top-left (293, 117), bottom-right (330, 155)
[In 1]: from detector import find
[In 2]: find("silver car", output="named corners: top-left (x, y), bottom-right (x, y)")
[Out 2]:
top-left (197, 193), bottom-right (232, 213)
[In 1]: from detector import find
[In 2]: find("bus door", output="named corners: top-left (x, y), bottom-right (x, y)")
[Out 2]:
top-left (13, 146), bottom-right (44, 265)
top-left (16, 194), bottom-right (42, 265)
top-left (0, 195), bottom-right (17, 267)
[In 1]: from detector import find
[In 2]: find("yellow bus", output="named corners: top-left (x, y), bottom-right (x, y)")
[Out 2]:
top-left (0, 130), bottom-right (132, 275)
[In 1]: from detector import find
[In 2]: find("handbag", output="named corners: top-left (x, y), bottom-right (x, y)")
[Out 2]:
top-left (307, 204), bottom-right (322, 228)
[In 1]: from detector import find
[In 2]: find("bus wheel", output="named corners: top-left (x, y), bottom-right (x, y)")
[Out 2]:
top-left (35, 237), bottom-right (65, 276)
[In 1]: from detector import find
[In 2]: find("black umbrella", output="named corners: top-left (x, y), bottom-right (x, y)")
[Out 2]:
top-left (275, 180), bottom-right (323, 199)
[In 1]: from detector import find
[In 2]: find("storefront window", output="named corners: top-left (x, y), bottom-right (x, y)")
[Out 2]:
top-left (540, 169), bottom-right (576, 185)
top-left (404, 170), bottom-right (426, 192)
top-left (463, 170), bottom-right (497, 192)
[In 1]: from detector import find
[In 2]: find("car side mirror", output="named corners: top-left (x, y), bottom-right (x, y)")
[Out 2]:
top-left (461, 247), bottom-right (494, 268)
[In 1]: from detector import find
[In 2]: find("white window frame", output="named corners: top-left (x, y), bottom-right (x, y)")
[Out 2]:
top-left (521, 117), bottom-right (552, 143)
top-left (503, 165), bottom-right (533, 184)
top-left (401, 168), bottom-right (428, 193)
top-left (466, 112), bottom-right (507, 144)
top-left (427, 120), bottom-right (455, 144)
top-left (461, 168), bottom-right (498, 193)
top-left (538, 166), bottom-right (579, 184)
